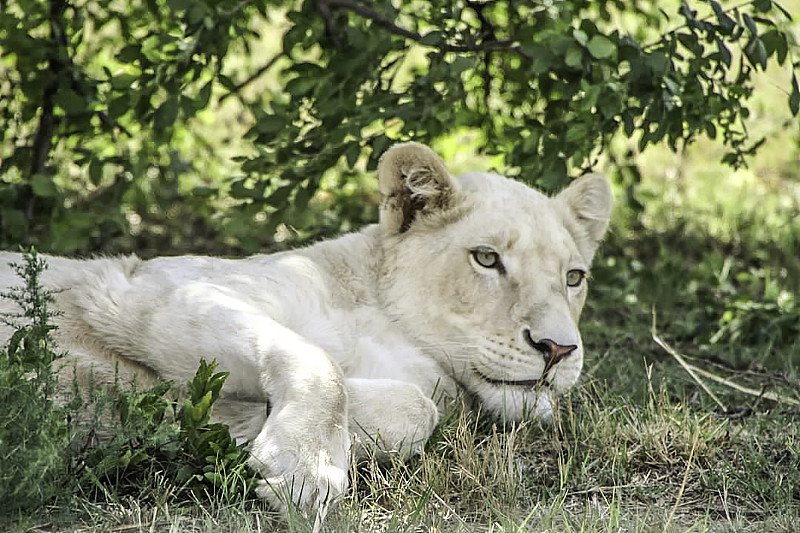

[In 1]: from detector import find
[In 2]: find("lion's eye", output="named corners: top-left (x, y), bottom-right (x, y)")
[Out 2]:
top-left (471, 248), bottom-right (502, 270)
top-left (566, 269), bottom-right (586, 287)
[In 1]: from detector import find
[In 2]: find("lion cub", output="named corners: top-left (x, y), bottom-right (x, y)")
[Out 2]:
top-left (0, 142), bottom-right (612, 517)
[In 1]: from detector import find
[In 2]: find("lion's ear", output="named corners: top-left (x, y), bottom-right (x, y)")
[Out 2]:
top-left (556, 173), bottom-right (613, 258)
top-left (377, 142), bottom-right (458, 235)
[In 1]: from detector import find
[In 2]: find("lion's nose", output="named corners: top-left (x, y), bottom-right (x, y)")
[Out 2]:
top-left (523, 330), bottom-right (577, 370)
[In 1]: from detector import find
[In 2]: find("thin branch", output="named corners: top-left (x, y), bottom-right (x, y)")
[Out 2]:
top-left (96, 110), bottom-right (132, 138)
top-left (652, 308), bottom-right (800, 409)
top-left (691, 365), bottom-right (800, 406)
top-left (25, 0), bottom-right (68, 233)
top-left (466, 0), bottom-right (496, 115)
top-left (317, 0), bottom-right (343, 49)
top-left (643, 0), bottom-right (759, 50)
top-left (219, 53), bottom-right (284, 103)
top-left (322, 0), bottom-right (533, 59)
top-left (651, 308), bottom-right (728, 412)
top-left (221, 0), bottom-right (254, 18)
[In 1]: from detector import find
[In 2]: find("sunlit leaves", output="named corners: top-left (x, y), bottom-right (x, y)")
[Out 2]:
top-left (586, 35), bottom-right (616, 59)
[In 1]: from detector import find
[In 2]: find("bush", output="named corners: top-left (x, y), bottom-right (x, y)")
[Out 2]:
top-left (0, 252), bottom-right (255, 517)
top-left (0, 252), bottom-right (67, 513)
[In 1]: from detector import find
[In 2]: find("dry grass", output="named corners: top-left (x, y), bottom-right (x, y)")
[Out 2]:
top-left (13, 369), bottom-right (797, 533)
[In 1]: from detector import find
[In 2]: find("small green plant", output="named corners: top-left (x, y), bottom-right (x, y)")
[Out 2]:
top-left (174, 359), bottom-right (257, 498)
top-left (76, 360), bottom-right (256, 502)
top-left (0, 252), bottom-right (255, 518)
top-left (0, 251), bottom-right (67, 514)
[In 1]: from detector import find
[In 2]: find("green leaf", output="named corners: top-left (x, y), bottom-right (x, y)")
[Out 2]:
top-left (565, 123), bottom-right (588, 143)
top-left (760, 29), bottom-right (788, 64)
top-left (286, 76), bottom-right (319, 97)
top-left (117, 44), bottom-right (140, 63)
top-left (110, 73), bottom-right (138, 90)
top-left (30, 175), bottom-right (57, 198)
top-left (345, 142), bottom-right (360, 168)
top-left (586, 35), bottom-right (615, 59)
top-left (89, 159), bottom-right (103, 186)
top-left (54, 87), bottom-right (84, 114)
top-left (646, 53), bottom-right (671, 77)
top-left (715, 37), bottom-right (732, 67)
top-left (572, 29), bottom-right (588, 46)
top-left (565, 45), bottom-right (583, 68)
top-left (266, 185), bottom-right (293, 207)
top-left (345, 26), bottom-right (367, 49)
top-left (744, 38), bottom-right (768, 69)
top-left (167, 0), bottom-right (193, 11)
top-left (743, 13), bottom-right (758, 37)
top-left (772, 1), bottom-right (793, 20)
top-left (790, 74), bottom-right (799, 116)
top-left (450, 56), bottom-right (476, 75)
top-left (419, 31), bottom-right (443, 46)
top-left (753, 0), bottom-right (772, 12)
top-left (204, 471), bottom-right (223, 485)
top-left (153, 97), bottom-right (179, 130)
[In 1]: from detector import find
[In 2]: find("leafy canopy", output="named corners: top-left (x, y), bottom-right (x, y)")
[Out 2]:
top-left (0, 0), bottom-right (797, 253)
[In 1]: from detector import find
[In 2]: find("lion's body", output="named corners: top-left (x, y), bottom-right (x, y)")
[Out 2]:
top-left (0, 143), bottom-right (612, 516)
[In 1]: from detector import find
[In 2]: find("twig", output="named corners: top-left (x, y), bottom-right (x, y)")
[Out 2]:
top-left (219, 53), bottom-right (284, 103)
top-left (108, 523), bottom-right (169, 532)
top-left (221, 0), bottom-right (254, 18)
top-left (317, 0), bottom-right (342, 49)
top-left (691, 365), bottom-right (800, 406)
top-left (651, 308), bottom-right (728, 412)
top-left (643, 0), bottom-right (761, 50)
top-left (663, 426), bottom-right (698, 532)
top-left (652, 309), bottom-right (800, 409)
top-left (466, 0), bottom-right (496, 114)
top-left (321, 0), bottom-right (533, 60)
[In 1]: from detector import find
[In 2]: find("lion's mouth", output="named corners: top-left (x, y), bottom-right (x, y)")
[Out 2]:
top-left (473, 368), bottom-right (544, 388)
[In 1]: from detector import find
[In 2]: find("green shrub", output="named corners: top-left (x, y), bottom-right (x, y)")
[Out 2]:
top-left (0, 252), bottom-right (67, 513)
top-left (0, 252), bottom-right (255, 517)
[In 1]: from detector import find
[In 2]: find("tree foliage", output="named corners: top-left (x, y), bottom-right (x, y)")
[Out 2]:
top-left (0, 0), bottom-right (797, 253)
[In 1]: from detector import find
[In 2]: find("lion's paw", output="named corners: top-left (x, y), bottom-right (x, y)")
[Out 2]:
top-left (254, 453), bottom-right (348, 517)
top-left (348, 379), bottom-right (440, 459)
top-left (249, 421), bottom-right (350, 517)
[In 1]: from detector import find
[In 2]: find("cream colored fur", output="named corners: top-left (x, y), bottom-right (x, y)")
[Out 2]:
top-left (0, 142), bottom-right (612, 517)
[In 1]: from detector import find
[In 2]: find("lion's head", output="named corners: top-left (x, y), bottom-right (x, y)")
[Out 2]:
top-left (377, 142), bottom-right (612, 421)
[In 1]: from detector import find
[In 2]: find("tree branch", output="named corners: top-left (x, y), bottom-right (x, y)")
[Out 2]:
top-left (321, 0), bottom-right (533, 59)
top-left (25, 0), bottom-right (67, 231)
top-left (317, 0), bottom-right (343, 49)
top-left (219, 53), bottom-right (284, 104)
top-left (466, 0), bottom-right (496, 115)
top-left (30, 0), bottom-right (67, 179)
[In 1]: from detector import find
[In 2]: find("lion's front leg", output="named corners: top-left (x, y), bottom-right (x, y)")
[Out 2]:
top-left (119, 284), bottom-right (351, 517)
top-left (248, 323), bottom-right (351, 516)
top-left (346, 378), bottom-right (440, 460)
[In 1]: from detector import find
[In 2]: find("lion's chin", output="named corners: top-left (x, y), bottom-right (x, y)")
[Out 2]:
top-left (473, 381), bottom-right (555, 423)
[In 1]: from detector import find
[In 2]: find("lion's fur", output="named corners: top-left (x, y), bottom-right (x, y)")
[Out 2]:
top-left (0, 142), bottom-right (612, 515)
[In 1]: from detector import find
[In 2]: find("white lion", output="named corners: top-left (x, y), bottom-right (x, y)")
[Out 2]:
top-left (0, 142), bottom-right (612, 516)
